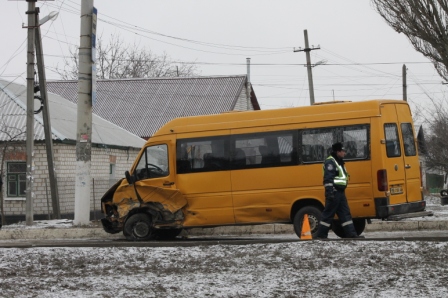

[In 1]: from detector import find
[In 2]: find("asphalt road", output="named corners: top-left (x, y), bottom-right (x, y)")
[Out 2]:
top-left (1, 230), bottom-right (448, 248)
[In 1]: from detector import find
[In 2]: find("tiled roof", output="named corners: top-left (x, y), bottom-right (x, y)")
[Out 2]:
top-left (0, 80), bottom-right (145, 149)
top-left (47, 76), bottom-right (259, 138)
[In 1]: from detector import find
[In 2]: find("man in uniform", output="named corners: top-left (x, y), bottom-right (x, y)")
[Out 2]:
top-left (316, 142), bottom-right (364, 239)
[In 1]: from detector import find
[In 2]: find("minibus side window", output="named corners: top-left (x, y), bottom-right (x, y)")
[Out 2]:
top-left (134, 144), bottom-right (169, 180)
top-left (301, 124), bottom-right (370, 163)
top-left (384, 123), bottom-right (401, 157)
top-left (301, 129), bottom-right (332, 163)
top-left (339, 125), bottom-right (370, 160)
top-left (232, 131), bottom-right (296, 169)
top-left (176, 136), bottom-right (230, 173)
top-left (401, 123), bottom-right (417, 156)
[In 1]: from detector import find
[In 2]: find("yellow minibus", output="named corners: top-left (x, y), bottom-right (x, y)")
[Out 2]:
top-left (101, 99), bottom-right (432, 240)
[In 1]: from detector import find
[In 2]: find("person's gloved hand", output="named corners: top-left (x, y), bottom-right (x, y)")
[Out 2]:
top-left (325, 186), bottom-right (334, 200)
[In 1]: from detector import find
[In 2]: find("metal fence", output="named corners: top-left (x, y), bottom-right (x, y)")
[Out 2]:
top-left (33, 177), bottom-right (119, 219)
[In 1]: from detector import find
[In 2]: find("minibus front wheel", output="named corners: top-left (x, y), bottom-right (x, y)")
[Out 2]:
top-left (123, 213), bottom-right (155, 241)
top-left (293, 206), bottom-right (322, 239)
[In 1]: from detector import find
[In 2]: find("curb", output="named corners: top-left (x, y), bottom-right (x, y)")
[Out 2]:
top-left (0, 220), bottom-right (447, 240)
top-left (365, 220), bottom-right (448, 232)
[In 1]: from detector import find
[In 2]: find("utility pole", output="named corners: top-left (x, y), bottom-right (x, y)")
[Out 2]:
top-left (74, 0), bottom-right (95, 225)
top-left (246, 58), bottom-right (251, 110)
top-left (402, 64), bottom-right (407, 102)
top-left (25, 0), bottom-right (37, 226)
top-left (35, 10), bottom-right (61, 219)
top-left (294, 29), bottom-right (320, 105)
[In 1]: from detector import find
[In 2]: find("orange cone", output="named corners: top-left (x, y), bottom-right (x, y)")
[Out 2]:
top-left (301, 214), bottom-right (312, 240)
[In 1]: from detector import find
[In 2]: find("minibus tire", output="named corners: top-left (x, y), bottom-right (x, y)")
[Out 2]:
top-left (331, 219), bottom-right (366, 238)
top-left (123, 213), bottom-right (155, 241)
top-left (293, 206), bottom-right (322, 239)
top-left (154, 228), bottom-right (183, 240)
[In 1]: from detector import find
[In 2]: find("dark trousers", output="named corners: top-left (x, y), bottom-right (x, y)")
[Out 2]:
top-left (316, 189), bottom-right (357, 238)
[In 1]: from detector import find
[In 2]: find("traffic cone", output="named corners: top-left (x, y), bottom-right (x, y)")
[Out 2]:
top-left (301, 214), bottom-right (312, 240)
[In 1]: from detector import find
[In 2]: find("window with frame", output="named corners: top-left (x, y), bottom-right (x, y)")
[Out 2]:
top-left (7, 162), bottom-right (26, 197)
top-left (232, 130), bottom-right (296, 169)
top-left (134, 144), bottom-right (169, 180)
top-left (177, 136), bottom-right (230, 173)
top-left (301, 124), bottom-right (370, 163)
top-left (384, 123), bottom-right (401, 157)
top-left (401, 123), bottom-right (417, 156)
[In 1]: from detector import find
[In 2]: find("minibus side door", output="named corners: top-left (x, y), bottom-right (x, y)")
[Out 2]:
top-left (396, 104), bottom-right (421, 203)
top-left (175, 134), bottom-right (235, 227)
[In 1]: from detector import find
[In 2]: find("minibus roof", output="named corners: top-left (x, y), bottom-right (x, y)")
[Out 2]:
top-left (151, 99), bottom-right (409, 137)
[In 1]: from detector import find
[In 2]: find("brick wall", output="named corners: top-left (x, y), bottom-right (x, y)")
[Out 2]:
top-left (0, 142), bottom-right (140, 218)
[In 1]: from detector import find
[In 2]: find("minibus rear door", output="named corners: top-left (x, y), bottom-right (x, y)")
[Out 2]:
top-left (381, 104), bottom-right (408, 204)
top-left (396, 104), bottom-right (421, 203)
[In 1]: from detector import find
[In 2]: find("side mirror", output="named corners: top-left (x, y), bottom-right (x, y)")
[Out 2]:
top-left (125, 170), bottom-right (135, 185)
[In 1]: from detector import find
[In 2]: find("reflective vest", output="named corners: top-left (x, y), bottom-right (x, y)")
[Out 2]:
top-left (323, 156), bottom-right (348, 186)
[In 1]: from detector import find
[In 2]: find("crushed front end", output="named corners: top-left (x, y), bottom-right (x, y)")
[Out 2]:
top-left (100, 178), bottom-right (187, 234)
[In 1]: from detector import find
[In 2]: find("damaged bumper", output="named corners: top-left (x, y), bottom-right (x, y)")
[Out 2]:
top-left (100, 179), bottom-right (187, 234)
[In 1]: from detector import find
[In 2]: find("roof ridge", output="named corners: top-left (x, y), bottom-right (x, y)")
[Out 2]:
top-left (48, 74), bottom-right (247, 83)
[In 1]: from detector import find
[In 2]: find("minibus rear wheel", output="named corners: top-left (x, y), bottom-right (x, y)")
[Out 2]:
top-left (293, 206), bottom-right (322, 239)
top-left (123, 213), bottom-right (155, 241)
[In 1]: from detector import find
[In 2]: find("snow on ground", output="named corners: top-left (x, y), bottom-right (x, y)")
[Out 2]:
top-left (0, 195), bottom-right (447, 297)
top-left (0, 240), bottom-right (447, 297)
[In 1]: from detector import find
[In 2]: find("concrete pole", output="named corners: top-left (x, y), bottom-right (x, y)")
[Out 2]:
top-left (293, 30), bottom-right (320, 106)
top-left (246, 58), bottom-right (251, 110)
top-left (74, 0), bottom-right (94, 225)
top-left (304, 30), bottom-right (315, 105)
top-left (25, 0), bottom-right (37, 226)
top-left (35, 11), bottom-right (61, 219)
top-left (403, 64), bottom-right (407, 102)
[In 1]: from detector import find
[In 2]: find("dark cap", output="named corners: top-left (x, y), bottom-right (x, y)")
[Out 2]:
top-left (332, 142), bottom-right (345, 152)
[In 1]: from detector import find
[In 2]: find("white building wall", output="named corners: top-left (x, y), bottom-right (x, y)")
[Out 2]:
top-left (1, 142), bottom-right (140, 218)
top-left (233, 85), bottom-right (255, 111)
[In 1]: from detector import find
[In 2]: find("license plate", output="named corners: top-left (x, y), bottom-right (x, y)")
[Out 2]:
top-left (390, 186), bottom-right (403, 194)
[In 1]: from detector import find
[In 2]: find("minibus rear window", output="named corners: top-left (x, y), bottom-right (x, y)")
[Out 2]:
top-left (384, 123), bottom-right (401, 157)
top-left (401, 123), bottom-right (417, 156)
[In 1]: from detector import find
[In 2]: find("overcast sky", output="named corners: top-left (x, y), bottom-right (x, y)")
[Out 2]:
top-left (1, 0), bottom-right (445, 117)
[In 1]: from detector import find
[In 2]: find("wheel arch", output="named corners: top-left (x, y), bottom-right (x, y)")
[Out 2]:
top-left (290, 198), bottom-right (324, 221)
top-left (125, 207), bottom-right (158, 223)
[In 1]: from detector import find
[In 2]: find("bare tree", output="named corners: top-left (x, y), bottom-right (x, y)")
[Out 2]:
top-left (56, 34), bottom-right (199, 80)
top-left (420, 100), bottom-right (448, 184)
top-left (371, 0), bottom-right (448, 81)
top-left (0, 118), bottom-right (26, 226)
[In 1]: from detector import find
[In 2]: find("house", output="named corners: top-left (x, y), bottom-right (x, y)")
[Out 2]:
top-left (47, 75), bottom-right (260, 139)
top-left (0, 80), bottom-right (145, 223)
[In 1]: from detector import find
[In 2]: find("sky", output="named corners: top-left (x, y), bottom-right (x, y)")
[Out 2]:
top-left (1, 0), bottom-right (446, 118)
